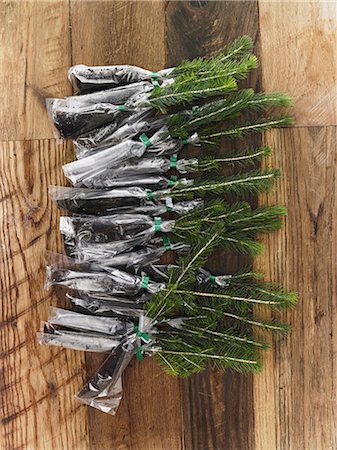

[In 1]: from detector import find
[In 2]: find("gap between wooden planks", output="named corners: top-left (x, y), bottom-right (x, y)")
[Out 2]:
top-left (0, 1), bottom-right (336, 450)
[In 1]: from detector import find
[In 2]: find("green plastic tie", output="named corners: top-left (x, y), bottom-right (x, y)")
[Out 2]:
top-left (154, 217), bottom-right (162, 232)
top-left (168, 175), bottom-right (177, 187)
top-left (152, 79), bottom-right (160, 90)
top-left (170, 155), bottom-right (177, 169)
top-left (133, 325), bottom-right (151, 343)
top-left (209, 275), bottom-right (217, 284)
top-left (181, 138), bottom-right (189, 145)
top-left (117, 105), bottom-right (126, 111)
top-left (136, 345), bottom-right (144, 361)
top-left (140, 275), bottom-right (150, 290)
top-left (150, 72), bottom-right (159, 80)
top-left (162, 235), bottom-right (171, 251)
top-left (140, 133), bottom-right (152, 148)
top-left (146, 189), bottom-right (154, 200)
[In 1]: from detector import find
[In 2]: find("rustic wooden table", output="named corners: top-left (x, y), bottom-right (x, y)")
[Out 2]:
top-left (1, 1), bottom-right (336, 449)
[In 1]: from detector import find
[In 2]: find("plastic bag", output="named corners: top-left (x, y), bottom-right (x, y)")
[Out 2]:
top-left (63, 140), bottom-right (146, 186)
top-left (49, 186), bottom-right (149, 214)
top-left (68, 64), bottom-right (173, 93)
top-left (50, 186), bottom-right (203, 216)
top-left (81, 156), bottom-right (199, 178)
top-left (37, 323), bottom-right (121, 352)
top-left (195, 268), bottom-right (232, 287)
top-left (78, 174), bottom-right (192, 190)
top-left (46, 253), bottom-right (165, 295)
top-left (46, 82), bottom-right (152, 138)
top-left (140, 264), bottom-right (179, 281)
top-left (106, 116), bottom-right (167, 148)
top-left (76, 315), bottom-right (158, 414)
top-left (116, 198), bottom-right (203, 216)
top-left (60, 214), bottom-right (174, 248)
top-left (47, 307), bottom-right (134, 336)
top-left (60, 213), bottom-right (157, 241)
top-left (67, 291), bottom-right (145, 318)
top-left (144, 126), bottom-right (200, 156)
top-left (73, 108), bottom-right (154, 158)
top-left (71, 238), bottom-right (190, 268)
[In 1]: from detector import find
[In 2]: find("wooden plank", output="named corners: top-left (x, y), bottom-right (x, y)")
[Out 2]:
top-left (254, 126), bottom-right (337, 450)
top-left (0, 1), bottom-right (72, 140)
top-left (259, 1), bottom-right (337, 127)
top-left (0, 140), bottom-right (89, 450)
top-left (70, 2), bottom-right (183, 449)
top-left (70, 0), bottom-right (166, 70)
top-left (165, 1), bottom-right (261, 449)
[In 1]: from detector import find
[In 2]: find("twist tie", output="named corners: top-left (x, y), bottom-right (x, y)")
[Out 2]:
top-left (170, 154), bottom-right (177, 168)
top-left (168, 175), bottom-right (177, 187)
top-left (162, 235), bottom-right (171, 251)
top-left (154, 217), bottom-right (162, 232)
top-left (192, 106), bottom-right (199, 115)
top-left (151, 77), bottom-right (160, 90)
top-left (117, 105), bottom-right (126, 111)
top-left (150, 72), bottom-right (159, 80)
top-left (146, 189), bottom-right (154, 200)
top-left (209, 275), bottom-right (217, 284)
top-left (140, 275), bottom-right (150, 289)
top-left (140, 133), bottom-right (152, 148)
top-left (133, 325), bottom-right (151, 343)
top-left (136, 345), bottom-right (144, 361)
top-left (181, 138), bottom-right (189, 145)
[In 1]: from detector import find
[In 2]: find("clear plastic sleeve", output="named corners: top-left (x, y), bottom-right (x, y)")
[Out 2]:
top-left (47, 307), bottom-right (134, 336)
top-left (73, 108), bottom-right (154, 158)
top-left (68, 64), bottom-right (173, 93)
top-left (77, 174), bottom-right (175, 190)
top-left (145, 126), bottom-right (200, 157)
top-left (67, 291), bottom-right (145, 318)
top-left (37, 323), bottom-right (121, 352)
top-left (76, 315), bottom-right (158, 414)
top-left (122, 198), bottom-right (203, 216)
top-left (75, 156), bottom-right (199, 179)
top-left (60, 214), bottom-right (174, 247)
top-left (50, 186), bottom-right (203, 216)
top-left (63, 140), bottom-right (146, 186)
top-left (46, 82), bottom-right (152, 139)
top-left (46, 253), bottom-right (165, 295)
top-left (49, 186), bottom-right (149, 215)
top-left (140, 264), bottom-right (179, 281)
top-left (106, 116), bottom-right (167, 147)
top-left (195, 268), bottom-right (232, 287)
top-left (72, 239), bottom-right (190, 268)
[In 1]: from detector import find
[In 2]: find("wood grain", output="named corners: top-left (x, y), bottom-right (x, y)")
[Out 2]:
top-left (259, 1), bottom-right (337, 127)
top-left (1, 1), bottom-right (336, 449)
top-left (0, 1), bottom-right (72, 140)
top-left (254, 126), bottom-right (337, 450)
top-left (0, 140), bottom-right (89, 450)
top-left (70, 0), bottom-right (166, 70)
top-left (70, 2), bottom-right (183, 450)
top-left (165, 1), bottom-right (261, 449)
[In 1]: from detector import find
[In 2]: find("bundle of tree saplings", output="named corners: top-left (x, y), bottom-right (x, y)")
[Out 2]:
top-left (40, 36), bottom-right (297, 415)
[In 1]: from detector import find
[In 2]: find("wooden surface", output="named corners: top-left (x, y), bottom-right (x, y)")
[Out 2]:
top-left (0, 1), bottom-right (336, 449)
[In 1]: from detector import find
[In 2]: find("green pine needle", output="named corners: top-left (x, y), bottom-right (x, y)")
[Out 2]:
top-left (149, 72), bottom-right (237, 113)
top-left (196, 146), bottom-right (272, 171)
top-left (163, 169), bottom-right (281, 199)
top-left (200, 116), bottom-right (294, 143)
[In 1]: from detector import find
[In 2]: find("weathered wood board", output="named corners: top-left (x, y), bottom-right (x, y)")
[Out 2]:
top-left (0, 1), bottom-right (336, 449)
